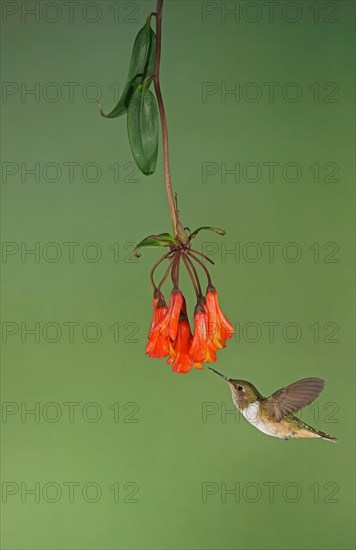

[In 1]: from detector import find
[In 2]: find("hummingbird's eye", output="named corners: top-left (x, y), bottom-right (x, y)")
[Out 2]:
top-left (237, 385), bottom-right (243, 391)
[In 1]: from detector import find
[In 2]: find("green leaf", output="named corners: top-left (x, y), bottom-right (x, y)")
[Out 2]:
top-left (127, 80), bottom-right (159, 175)
top-left (98, 16), bottom-right (156, 118)
top-left (134, 233), bottom-right (177, 258)
top-left (189, 226), bottom-right (226, 240)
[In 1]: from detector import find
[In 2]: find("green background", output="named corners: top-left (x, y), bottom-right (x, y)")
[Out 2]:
top-left (1, 0), bottom-right (355, 548)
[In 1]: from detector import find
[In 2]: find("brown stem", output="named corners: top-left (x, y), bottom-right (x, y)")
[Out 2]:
top-left (150, 250), bottom-right (174, 289)
top-left (188, 251), bottom-right (213, 288)
top-left (154, 0), bottom-right (178, 237)
top-left (182, 254), bottom-right (200, 300)
top-left (157, 256), bottom-right (175, 292)
top-left (171, 251), bottom-right (182, 290)
top-left (189, 247), bottom-right (215, 265)
top-left (184, 253), bottom-right (202, 297)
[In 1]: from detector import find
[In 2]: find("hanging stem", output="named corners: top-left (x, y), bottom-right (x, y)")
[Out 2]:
top-left (182, 254), bottom-right (200, 300)
top-left (188, 251), bottom-right (213, 288)
top-left (150, 250), bottom-right (174, 289)
top-left (157, 256), bottom-right (175, 292)
top-left (171, 250), bottom-right (182, 289)
top-left (184, 253), bottom-right (202, 297)
top-left (189, 247), bottom-right (215, 265)
top-left (153, 0), bottom-right (178, 238)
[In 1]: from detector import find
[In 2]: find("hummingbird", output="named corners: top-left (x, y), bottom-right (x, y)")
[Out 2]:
top-left (208, 368), bottom-right (337, 442)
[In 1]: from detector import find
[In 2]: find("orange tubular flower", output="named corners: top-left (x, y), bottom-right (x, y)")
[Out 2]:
top-left (205, 286), bottom-right (235, 348)
top-left (146, 292), bottom-right (169, 358)
top-left (145, 330), bottom-right (170, 358)
top-left (168, 313), bottom-right (203, 373)
top-left (146, 290), bottom-right (184, 359)
top-left (148, 292), bottom-right (168, 338)
top-left (166, 290), bottom-right (184, 341)
top-left (190, 304), bottom-right (217, 363)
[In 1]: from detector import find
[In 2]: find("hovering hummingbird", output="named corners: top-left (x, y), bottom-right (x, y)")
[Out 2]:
top-left (209, 368), bottom-right (337, 442)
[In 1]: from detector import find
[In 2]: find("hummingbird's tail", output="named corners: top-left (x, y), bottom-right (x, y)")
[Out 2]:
top-left (295, 419), bottom-right (337, 442)
top-left (315, 430), bottom-right (338, 443)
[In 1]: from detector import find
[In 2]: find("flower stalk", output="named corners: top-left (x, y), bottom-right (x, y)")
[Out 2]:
top-left (152, 0), bottom-right (179, 239)
top-left (141, 1), bottom-right (235, 373)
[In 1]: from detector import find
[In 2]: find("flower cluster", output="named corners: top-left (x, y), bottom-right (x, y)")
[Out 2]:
top-left (145, 242), bottom-right (234, 373)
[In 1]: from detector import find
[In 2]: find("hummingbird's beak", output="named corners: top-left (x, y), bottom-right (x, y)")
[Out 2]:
top-left (208, 367), bottom-right (229, 381)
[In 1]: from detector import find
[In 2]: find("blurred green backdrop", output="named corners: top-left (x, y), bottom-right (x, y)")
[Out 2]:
top-left (1, 1), bottom-right (355, 548)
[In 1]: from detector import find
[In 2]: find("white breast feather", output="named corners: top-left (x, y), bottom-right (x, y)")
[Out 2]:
top-left (241, 402), bottom-right (282, 438)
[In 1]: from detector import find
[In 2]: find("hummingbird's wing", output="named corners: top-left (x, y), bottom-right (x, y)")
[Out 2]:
top-left (263, 378), bottom-right (325, 421)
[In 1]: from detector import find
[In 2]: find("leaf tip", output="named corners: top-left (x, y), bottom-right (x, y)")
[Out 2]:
top-left (96, 100), bottom-right (107, 117)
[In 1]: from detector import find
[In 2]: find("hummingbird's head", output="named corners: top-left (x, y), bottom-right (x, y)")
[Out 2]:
top-left (208, 368), bottom-right (262, 410)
